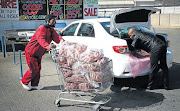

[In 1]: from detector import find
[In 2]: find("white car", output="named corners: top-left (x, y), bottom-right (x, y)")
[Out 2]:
top-left (51, 7), bottom-right (173, 78)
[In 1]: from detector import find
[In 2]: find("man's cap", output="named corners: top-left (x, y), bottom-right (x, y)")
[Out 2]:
top-left (45, 14), bottom-right (57, 20)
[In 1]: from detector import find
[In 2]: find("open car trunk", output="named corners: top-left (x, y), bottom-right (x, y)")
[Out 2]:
top-left (110, 7), bottom-right (160, 51)
top-left (110, 7), bottom-right (160, 34)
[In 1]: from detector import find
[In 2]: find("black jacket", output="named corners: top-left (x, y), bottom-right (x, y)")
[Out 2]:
top-left (131, 30), bottom-right (165, 53)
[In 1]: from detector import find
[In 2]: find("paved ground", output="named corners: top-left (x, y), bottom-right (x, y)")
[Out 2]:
top-left (0, 28), bottom-right (180, 111)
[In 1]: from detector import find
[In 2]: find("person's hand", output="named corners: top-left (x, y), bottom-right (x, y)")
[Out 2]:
top-left (61, 38), bottom-right (65, 42)
top-left (50, 43), bottom-right (56, 49)
top-left (45, 46), bottom-right (51, 51)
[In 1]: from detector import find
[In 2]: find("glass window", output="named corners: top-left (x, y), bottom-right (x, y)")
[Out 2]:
top-left (77, 23), bottom-right (95, 37)
top-left (62, 23), bottom-right (79, 36)
top-left (100, 22), bottom-right (110, 34)
top-left (139, 26), bottom-right (154, 35)
top-left (100, 22), bottom-right (119, 37)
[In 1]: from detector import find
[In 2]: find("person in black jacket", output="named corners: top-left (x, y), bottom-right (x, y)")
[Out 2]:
top-left (128, 27), bottom-right (169, 90)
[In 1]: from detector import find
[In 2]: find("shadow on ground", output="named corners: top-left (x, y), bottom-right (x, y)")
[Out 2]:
top-left (101, 86), bottom-right (164, 111)
top-left (43, 85), bottom-right (62, 90)
top-left (41, 63), bottom-right (180, 110)
top-left (100, 62), bottom-right (180, 111)
top-left (169, 62), bottom-right (180, 90)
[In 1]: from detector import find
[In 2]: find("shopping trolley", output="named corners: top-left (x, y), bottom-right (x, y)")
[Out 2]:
top-left (54, 51), bottom-right (114, 111)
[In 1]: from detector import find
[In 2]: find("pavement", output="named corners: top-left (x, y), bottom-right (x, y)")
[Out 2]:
top-left (1, 38), bottom-right (180, 111)
top-left (0, 52), bottom-right (99, 111)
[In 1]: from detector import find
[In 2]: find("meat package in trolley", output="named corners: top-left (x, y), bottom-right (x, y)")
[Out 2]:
top-left (54, 41), bottom-right (114, 111)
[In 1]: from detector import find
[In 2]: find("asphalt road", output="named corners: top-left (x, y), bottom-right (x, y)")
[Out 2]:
top-left (0, 28), bottom-right (180, 111)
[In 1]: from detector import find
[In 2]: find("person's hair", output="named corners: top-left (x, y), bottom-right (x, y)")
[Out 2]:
top-left (45, 18), bottom-right (50, 23)
top-left (45, 14), bottom-right (56, 23)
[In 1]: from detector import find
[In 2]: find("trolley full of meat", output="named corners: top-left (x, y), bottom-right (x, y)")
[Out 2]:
top-left (55, 41), bottom-right (114, 92)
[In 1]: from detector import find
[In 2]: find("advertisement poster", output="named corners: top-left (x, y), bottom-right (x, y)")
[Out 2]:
top-left (83, 0), bottom-right (98, 19)
top-left (19, 0), bottom-right (47, 20)
top-left (0, 0), bottom-right (98, 21)
top-left (48, 0), bottom-right (83, 19)
top-left (0, 0), bottom-right (19, 20)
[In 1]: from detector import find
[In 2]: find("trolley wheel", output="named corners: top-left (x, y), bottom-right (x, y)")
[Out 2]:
top-left (92, 104), bottom-right (100, 111)
top-left (54, 100), bottom-right (61, 107)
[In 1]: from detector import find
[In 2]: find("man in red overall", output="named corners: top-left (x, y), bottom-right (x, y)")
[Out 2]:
top-left (20, 14), bottom-right (64, 90)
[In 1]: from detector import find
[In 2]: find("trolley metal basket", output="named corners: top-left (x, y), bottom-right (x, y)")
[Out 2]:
top-left (54, 51), bottom-right (114, 111)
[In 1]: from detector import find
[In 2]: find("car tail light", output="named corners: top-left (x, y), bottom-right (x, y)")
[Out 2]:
top-left (113, 46), bottom-right (129, 54)
top-left (123, 71), bottom-right (129, 74)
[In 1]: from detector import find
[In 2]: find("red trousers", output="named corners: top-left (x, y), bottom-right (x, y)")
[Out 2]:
top-left (21, 51), bottom-right (42, 86)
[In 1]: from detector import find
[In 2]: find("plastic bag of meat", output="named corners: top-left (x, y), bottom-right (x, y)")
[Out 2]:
top-left (88, 72), bottom-right (102, 82)
top-left (58, 41), bottom-right (87, 67)
top-left (79, 48), bottom-right (104, 63)
top-left (73, 57), bottom-right (108, 72)
top-left (57, 41), bottom-right (113, 92)
top-left (65, 74), bottom-right (88, 84)
top-left (65, 83), bottom-right (79, 90)
top-left (59, 41), bottom-right (87, 57)
top-left (62, 69), bottom-right (73, 78)
top-left (129, 50), bottom-right (150, 78)
top-left (78, 83), bottom-right (93, 92)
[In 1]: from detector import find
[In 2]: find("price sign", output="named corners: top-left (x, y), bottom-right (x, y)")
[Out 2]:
top-left (19, 0), bottom-right (47, 20)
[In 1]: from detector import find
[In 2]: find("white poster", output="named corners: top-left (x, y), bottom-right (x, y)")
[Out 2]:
top-left (83, 0), bottom-right (98, 19)
top-left (0, 0), bottom-right (19, 20)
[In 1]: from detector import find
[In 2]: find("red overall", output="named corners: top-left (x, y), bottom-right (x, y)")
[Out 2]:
top-left (21, 25), bottom-right (62, 86)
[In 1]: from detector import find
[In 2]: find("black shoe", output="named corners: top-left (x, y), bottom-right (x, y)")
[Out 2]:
top-left (164, 85), bottom-right (170, 90)
top-left (157, 84), bottom-right (164, 89)
top-left (147, 85), bottom-right (154, 90)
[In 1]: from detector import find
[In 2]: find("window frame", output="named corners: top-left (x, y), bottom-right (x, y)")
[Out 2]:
top-left (77, 23), bottom-right (95, 37)
top-left (62, 23), bottom-right (79, 36)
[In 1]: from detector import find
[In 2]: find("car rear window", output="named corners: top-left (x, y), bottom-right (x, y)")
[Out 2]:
top-left (100, 22), bottom-right (110, 33)
top-left (100, 22), bottom-right (119, 37)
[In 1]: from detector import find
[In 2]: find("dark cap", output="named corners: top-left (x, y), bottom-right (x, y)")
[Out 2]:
top-left (45, 14), bottom-right (57, 21)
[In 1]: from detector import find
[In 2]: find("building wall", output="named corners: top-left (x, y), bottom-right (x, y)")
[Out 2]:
top-left (151, 14), bottom-right (180, 28)
top-left (1, 9), bottom-right (180, 37)
top-left (0, 19), bottom-right (76, 37)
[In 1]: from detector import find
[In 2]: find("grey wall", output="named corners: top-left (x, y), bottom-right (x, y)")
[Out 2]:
top-left (151, 14), bottom-right (180, 28)
top-left (0, 19), bottom-right (75, 37)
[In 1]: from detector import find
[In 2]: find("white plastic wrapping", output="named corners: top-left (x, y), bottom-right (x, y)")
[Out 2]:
top-left (57, 41), bottom-right (113, 92)
top-left (129, 50), bottom-right (150, 78)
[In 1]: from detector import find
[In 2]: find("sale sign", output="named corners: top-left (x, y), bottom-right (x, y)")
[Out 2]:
top-left (83, 0), bottom-right (98, 19)
top-left (0, 0), bottom-right (19, 20)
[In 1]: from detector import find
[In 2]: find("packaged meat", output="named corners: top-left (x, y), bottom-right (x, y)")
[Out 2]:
top-left (78, 83), bottom-right (92, 92)
top-left (129, 50), bottom-right (150, 78)
top-left (56, 41), bottom-right (113, 92)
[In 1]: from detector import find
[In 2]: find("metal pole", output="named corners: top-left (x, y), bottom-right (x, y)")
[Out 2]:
top-left (1, 35), bottom-right (5, 58)
top-left (104, 11), bottom-right (106, 17)
top-left (18, 50), bottom-right (23, 80)
top-left (12, 42), bottom-right (18, 64)
top-left (4, 36), bottom-right (8, 56)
